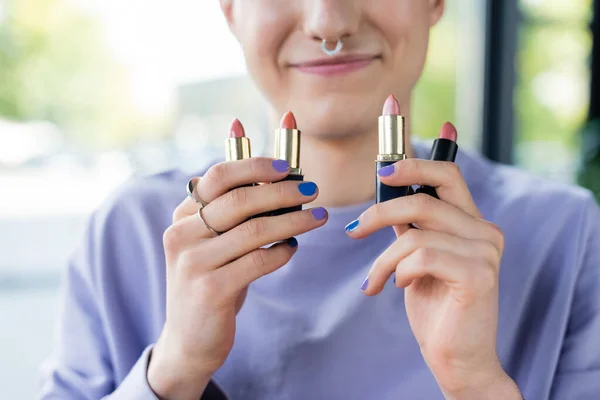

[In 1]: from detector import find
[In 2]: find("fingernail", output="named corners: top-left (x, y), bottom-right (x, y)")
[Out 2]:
top-left (311, 207), bottom-right (327, 221)
top-left (298, 182), bottom-right (317, 196)
top-left (361, 277), bottom-right (369, 291)
top-left (345, 219), bottom-right (359, 232)
top-left (378, 165), bottom-right (395, 177)
top-left (286, 237), bottom-right (298, 248)
top-left (272, 159), bottom-right (290, 173)
top-left (393, 275), bottom-right (396, 284)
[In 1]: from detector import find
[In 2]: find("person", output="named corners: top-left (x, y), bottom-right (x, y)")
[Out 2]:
top-left (39, 1), bottom-right (600, 399)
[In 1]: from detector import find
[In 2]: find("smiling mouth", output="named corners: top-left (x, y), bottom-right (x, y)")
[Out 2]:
top-left (290, 55), bottom-right (381, 77)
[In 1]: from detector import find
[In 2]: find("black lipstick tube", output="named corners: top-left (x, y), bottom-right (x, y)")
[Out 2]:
top-left (270, 127), bottom-right (303, 216)
top-left (376, 114), bottom-right (410, 203)
top-left (414, 138), bottom-right (458, 199)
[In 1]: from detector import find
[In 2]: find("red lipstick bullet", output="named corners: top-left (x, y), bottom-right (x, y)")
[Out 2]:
top-left (415, 122), bottom-right (459, 199)
top-left (229, 118), bottom-right (246, 138)
top-left (271, 111), bottom-right (303, 216)
top-left (280, 111), bottom-right (297, 130)
top-left (376, 94), bottom-right (410, 204)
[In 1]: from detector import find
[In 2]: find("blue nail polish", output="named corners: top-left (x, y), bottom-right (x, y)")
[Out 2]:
top-left (345, 219), bottom-right (359, 232)
top-left (272, 159), bottom-right (290, 173)
top-left (286, 237), bottom-right (298, 248)
top-left (298, 182), bottom-right (317, 196)
top-left (378, 165), bottom-right (395, 177)
top-left (311, 207), bottom-right (327, 221)
top-left (361, 277), bottom-right (369, 291)
top-left (393, 275), bottom-right (396, 284)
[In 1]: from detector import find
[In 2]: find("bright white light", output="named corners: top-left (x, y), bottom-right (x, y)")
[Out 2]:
top-left (69, 0), bottom-right (247, 114)
top-left (522, 0), bottom-right (544, 6)
top-left (532, 70), bottom-right (587, 115)
top-left (0, 120), bottom-right (63, 166)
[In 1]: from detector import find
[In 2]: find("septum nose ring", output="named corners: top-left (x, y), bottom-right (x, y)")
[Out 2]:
top-left (321, 39), bottom-right (343, 56)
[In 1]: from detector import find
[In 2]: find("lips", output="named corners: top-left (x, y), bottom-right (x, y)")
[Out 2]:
top-left (290, 55), bottom-right (380, 77)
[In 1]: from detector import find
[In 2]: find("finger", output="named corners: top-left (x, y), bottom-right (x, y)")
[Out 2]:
top-left (392, 248), bottom-right (498, 297)
top-left (216, 238), bottom-right (298, 297)
top-left (199, 158), bottom-right (291, 202)
top-left (186, 181), bottom-right (320, 236)
top-left (347, 194), bottom-right (504, 251)
top-left (173, 158), bottom-right (291, 221)
top-left (377, 158), bottom-right (480, 218)
top-left (363, 229), bottom-right (500, 296)
top-left (173, 177), bottom-right (202, 223)
top-left (185, 207), bottom-right (328, 270)
top-left (168, 181), bottom-right (319, 243)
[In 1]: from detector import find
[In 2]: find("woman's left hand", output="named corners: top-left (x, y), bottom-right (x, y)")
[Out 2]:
top-left (345, 158), bottom-right (522, 400)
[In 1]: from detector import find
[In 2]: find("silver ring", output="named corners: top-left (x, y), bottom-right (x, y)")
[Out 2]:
top-left (197, 208), bottom-right (222, 236)
top-left (321, 39), bottom-right (343, 56)
top-left (187, 178), bottom-right (208, 208)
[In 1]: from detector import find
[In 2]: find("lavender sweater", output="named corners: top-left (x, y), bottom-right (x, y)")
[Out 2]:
top-left (39, 142), bottom-right (600, 399)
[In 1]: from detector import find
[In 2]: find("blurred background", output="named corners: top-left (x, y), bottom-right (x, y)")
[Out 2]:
top-left (1, 0), bottom-right (599, 398)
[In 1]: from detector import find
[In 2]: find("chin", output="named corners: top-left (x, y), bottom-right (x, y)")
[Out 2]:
top-left (291, 94), bottom-right (380, 140)
top-left (299, 109), bottom-right (375, 141)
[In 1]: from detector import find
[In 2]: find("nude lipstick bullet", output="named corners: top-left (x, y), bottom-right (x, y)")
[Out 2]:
top-left (415, 122), bottom-right (459, 199)
top-left (376, 95), bottom-right (410, 204)
top-left (226, 118), bottom-right (251, 161)
top-left (271, 111), bottom-right (303, 216)
top-left (225, 118), bottom-right (255, 194)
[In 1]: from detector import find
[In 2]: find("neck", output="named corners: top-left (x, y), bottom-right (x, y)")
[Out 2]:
top-left (270, 102), bottom-right (413, 208)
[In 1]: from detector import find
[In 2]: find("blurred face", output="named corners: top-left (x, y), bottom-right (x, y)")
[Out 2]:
top-left (221, 0), bottom-right (444, 139)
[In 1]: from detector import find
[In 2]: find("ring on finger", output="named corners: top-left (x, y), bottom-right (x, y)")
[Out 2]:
top-left (187, 178), bottom-right (209, 208)
top-left (197, 207), bottom-right (223, 236)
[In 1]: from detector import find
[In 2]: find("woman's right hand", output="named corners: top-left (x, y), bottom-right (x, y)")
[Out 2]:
top-left (147, 157), bottom-right (327, 399)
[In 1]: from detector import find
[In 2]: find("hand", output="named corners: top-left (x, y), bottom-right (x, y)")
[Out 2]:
top-left (346, 158), bottom-right (521, 399)
top-left (148, 158), bottom-right (327, 400)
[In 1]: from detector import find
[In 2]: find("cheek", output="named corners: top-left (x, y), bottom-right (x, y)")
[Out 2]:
top-left (371, 1), bottom-right (432, 86)
top-left (234, 1), bottom-right (294, 98)
top-left (373, 1), bottom-right (430, 49)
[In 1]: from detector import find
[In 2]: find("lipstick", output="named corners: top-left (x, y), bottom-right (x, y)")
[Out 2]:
top-left (415, 122), bottom-right (459, 199)
top-left (271, 111), bottom-right (303, 216)
top-left (376, 95), bottom-right (410, 204)
top-left (225, 118), bottom-right (251, 161)
top-left (225, 118), bottom-right (255, 196)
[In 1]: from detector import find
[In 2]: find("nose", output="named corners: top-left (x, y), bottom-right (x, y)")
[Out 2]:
top-left (303, 0), bottom-right (361, 43)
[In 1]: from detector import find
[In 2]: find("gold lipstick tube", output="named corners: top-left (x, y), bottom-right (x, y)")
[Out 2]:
top-left (274, 128), bottom-right (302, 176)
top-left (377, 115), bottom-right (407, 162)
top-left (225, 137), bottom-right (251, 161)
top-left (271, 127), bottom-right (303, 216)
top-left (376, 114), bottom-right (410, 203)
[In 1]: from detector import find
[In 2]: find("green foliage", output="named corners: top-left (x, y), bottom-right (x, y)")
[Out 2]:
top-left (0, 0), bottom-right (138, 147)
top-left (412, 9), bottom-right (457, 140)
top-left (578, 119), bottom-right (600, 201)
top-left (516, 25), bottom-right (590, 146)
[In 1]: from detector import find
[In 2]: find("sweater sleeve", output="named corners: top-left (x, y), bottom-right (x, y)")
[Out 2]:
top-left (550, 197), bottom-right (600, 399)
top-left (38, 212), bottom-right (160, 400)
